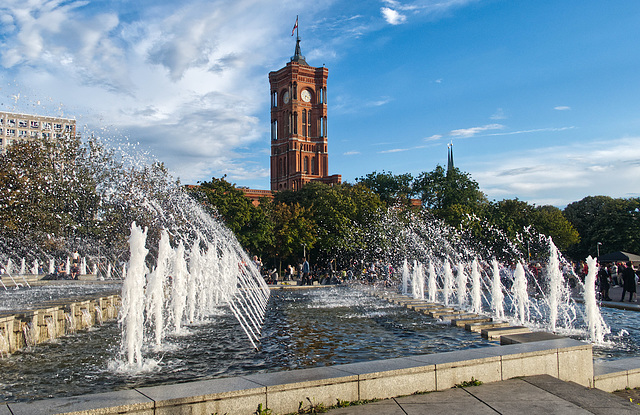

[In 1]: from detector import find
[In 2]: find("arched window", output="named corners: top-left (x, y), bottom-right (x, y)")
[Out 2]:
top-left (293, 82), bottom-right (297, 99)
top-left (311, 157), bottom-right (316, 174)
top-left (304, 156), bottom-right (309, 173)
top-left (293, 112), bottom-right (298, 134)
top-left (286, 111), bottom-right (291, 134)
top-left (307, 110), bottom-right (311, 137)
top-left (302, 110), bottom-right (307, 137)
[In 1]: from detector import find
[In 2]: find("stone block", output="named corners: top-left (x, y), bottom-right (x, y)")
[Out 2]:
top-left (139, 376), bottom-right (266, 415)
top-left (407, 349), bottom-right (502, 390)
top-left (500, 347), bottom-right (558, 380)
top-left (481, 325), bottom-right (530, 340)
top-left (451, 316), bottom-right (491, 327)
top-left (7, 389), bottom-right (154, 415)
top-left (243, 367), bottom-right (358, 414)
top-left (500, 331), bottom-right (566, 345)
top-left (593, 370), bottom-right (628, 392)
top-left (628, 366), bottom-right (640, 390)
top-left (428, 310), bottom-right (465, 318)
top-left (335, 357), bottom-right (436, 400)
top-left (465, 321), bottom-right (509, 332)
top-left (556, 341), bottom-right (593, 387)
top-left (439, 312), bottom-right (477, 321)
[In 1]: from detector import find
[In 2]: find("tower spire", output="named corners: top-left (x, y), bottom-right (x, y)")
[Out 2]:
top-left (447, 142), bottom-right (455, 174)
top-left (290, 16), bottom-right (308, 65)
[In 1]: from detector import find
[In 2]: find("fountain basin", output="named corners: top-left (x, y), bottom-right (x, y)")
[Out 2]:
top-left (4, 337), bottom-right (595, 415)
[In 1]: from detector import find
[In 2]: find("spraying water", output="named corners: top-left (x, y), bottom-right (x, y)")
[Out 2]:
top-left (470, 258), bottom-right (482, 314)
top-left (584, 256), bottom-right (610, 343)
top-left (491, 259), bottom-right (504, 319)
top-left (512, 262), bottom-right (528, 324)
top-left (427, 261), bottom-right (438, 303)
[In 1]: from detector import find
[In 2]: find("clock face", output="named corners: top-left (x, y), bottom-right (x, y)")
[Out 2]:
top-left (301, 90), bottom-right (311, 103)
top-left (283, 91), bottom-right (290, 104)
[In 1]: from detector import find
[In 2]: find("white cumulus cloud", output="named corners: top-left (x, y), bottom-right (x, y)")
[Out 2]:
top-left (381, 7), bottom-right (407, 24)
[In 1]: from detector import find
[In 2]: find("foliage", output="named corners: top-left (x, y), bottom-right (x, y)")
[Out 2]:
top-left (412, 165), bottom-right (488, 229)
top-left (0, 136), bottom-right (134, 259)
top-left (563, 195), bottom-right (640, 259)
top-left (454, 377), bottom-right (483, 388)
top-left (295, 398), bottom-right (328, 414)
top-left (273, 182), bottom-right (384, 264)
top-left (267, 202), bottom-right (316, 264)
top-left (254, 403), bottom-right (272, 415)
top-left (190, 176), bottom-right (273, 258)
top-left (356, 170), bottom-right (414, 205)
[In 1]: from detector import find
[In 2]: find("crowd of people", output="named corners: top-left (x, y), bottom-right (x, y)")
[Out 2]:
top-left (596, 261), bottom-right (639, 302)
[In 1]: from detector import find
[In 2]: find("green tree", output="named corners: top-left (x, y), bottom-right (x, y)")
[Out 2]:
top-left (356, 170), bottom-right (414, 206)
top-left (533, 205), bottom-right (580, 251)
top-left (269, 202), bottom-right (316, 265)
top-left (412, 166), bottom-right (487, 228)
top-left (273, 182), bottom-right (383, 263)
top-left (189, 176), bottom-right (273, 257)
top-left (564, 196), bottom-right (640, 259)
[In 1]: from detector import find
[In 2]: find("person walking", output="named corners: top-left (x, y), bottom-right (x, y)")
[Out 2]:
top-left (620, 262), bottom-right (637, 302)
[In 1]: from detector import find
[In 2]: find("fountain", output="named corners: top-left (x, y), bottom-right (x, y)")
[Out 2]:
top-left (0, 126), bottom-right (631, 408)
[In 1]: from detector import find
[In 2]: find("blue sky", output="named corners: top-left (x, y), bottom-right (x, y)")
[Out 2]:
top-left (1, 0), bottom-right (639, 207)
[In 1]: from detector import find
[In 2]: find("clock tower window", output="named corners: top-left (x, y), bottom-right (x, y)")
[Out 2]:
top-left (293, 112), bottom-right (298, 135)
top-left (302, 110), bottom-right (307, 137)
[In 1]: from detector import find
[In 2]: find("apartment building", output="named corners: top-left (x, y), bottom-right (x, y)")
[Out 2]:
top-left (0, 111), bottom-right (78, 153)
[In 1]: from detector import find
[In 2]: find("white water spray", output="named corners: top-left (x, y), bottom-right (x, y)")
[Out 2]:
top-left (470, 259), bottom-right (482, 314)
top-left (491, 259), bottom-right (504, 319)
top-left (584, 256), bottom-right (610, 343)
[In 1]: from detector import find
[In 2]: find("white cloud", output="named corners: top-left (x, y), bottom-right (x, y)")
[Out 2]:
top-left (554, 106), bottom-right (571, 111)
top-left (486, 126), bottom-right (575, 137)
top-left (381, 7), bottom-right (407, 25)
top-left (379, 147), bottom-right (410, 153)
top-left (425, 134), bottom-right (442, 141)
top-left (0, 0), bottom-right (313, 185)
top-left (343, 151), bottom-right (361, 156)
top-left (449, 123), bottom-right (504, 138)
top-left (490, 108), bottom-right (506, 120)
top-left (470, 136), bottom-right (640, 206)
top-left (366, 96), bottom-right (393, 107)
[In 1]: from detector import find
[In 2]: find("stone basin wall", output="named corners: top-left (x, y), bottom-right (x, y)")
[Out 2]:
top-left (0, 294), bottom-right (120, 356)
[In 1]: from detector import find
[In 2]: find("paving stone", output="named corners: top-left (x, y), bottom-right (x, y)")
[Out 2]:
top-left (327, 399), bottom-right (405, 415)
top-left (522, 374), bottom-right (640, 414)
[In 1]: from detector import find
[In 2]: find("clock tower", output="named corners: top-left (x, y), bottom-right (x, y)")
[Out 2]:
top-left (269, 35), bottom-right (341, 191)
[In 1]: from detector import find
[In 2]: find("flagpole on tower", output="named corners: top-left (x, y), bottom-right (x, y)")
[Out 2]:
top-left (292, 15), bottom-right (299, 37)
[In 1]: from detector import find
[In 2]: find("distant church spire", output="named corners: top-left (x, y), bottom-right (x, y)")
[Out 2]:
top-left (447, 142), bottom-right (455, 174)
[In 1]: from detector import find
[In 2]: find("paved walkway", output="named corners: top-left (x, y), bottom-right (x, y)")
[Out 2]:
top-left (324, 375), bottom-right (640, 415)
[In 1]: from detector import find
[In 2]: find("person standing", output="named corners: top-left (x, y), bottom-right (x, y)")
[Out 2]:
top-left (620, 262), bottom-right (637, 302)
top-left (302, 258), bottom-right (310, 286)
top-left (598, 264), bottom-right (612, 301)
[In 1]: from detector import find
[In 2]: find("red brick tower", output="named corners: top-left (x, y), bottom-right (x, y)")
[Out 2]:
top-left (269, 34), bottom-right (341, 191)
